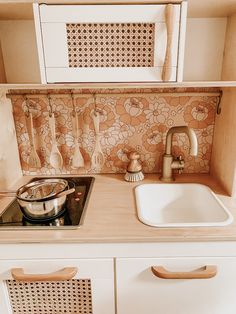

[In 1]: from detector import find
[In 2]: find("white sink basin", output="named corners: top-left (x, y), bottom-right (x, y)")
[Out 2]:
top-left (135, 183), bottom-right (233, 228)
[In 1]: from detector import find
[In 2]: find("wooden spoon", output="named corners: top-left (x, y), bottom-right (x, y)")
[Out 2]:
top-left (48, 113), bottom-right (63, 170)
top-left (25, 112), bottom-right (41, 168)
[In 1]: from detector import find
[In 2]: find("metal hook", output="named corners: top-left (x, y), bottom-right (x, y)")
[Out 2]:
top-left (23, 95), bottom-right (30, 117)
top-left (93, 93), bottom-right (97, 110)
top-left (71, 92), bottom-right (76, 117)
top-left (71, 92), bottom-right (83, 116)
top-left (216, 91), bottom-right (223, 115)
top-left (93, 93), bottom-right (104, 116)
top-left (47, 94), bottom-right (53, 117)
top-left (93, 93), bottom-right (98, 116)
top-left (130, 97), bottom-right (139, 108)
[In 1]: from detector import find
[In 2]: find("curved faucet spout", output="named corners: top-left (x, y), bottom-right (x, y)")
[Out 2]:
top-left (161, 126), bottom-right (198, 182)
top-left (165, 126), bottom-right (198, 156)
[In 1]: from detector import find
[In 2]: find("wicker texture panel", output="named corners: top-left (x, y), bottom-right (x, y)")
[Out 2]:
top-left (6, 279), bottom-right (92, 314)
top-left (66, 23), bottom-right (155, 68)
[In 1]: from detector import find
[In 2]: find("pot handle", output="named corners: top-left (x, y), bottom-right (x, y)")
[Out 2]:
top-left (0, 191), bottom-right (16, 197)
top-left (0, 188), bottom-right (75, 200)
top-left (11, 267), bottom-right (78, 282)
top-left (55, 187), bottom-right (75, 198)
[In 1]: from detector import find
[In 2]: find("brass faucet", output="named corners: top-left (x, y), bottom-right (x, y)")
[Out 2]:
top-left (160, 126), bottom-right (198, 182)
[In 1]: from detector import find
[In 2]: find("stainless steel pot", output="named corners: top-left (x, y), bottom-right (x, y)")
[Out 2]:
top-left (0, 179), bottom-right (75, 219)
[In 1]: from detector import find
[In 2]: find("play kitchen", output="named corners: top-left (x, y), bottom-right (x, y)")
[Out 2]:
top-left (1, 1), bottom-right (236, 314)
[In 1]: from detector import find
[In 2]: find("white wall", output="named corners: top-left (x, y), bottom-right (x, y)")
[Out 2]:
top-left (184, 18), bottom-right (227, 81)
top-left (0, 89), bottom-right (22, 189)
top-left (0, 20), bottom-right (41, 83)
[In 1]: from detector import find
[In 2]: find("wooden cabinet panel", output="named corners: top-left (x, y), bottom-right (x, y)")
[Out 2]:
top-left (0, 41), bottom-right (6, 83)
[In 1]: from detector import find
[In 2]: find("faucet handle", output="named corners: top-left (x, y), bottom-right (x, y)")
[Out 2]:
top-left (177, 155), bottom-right (183, 161)
top-left (176, 155), bottom-right (185, 174)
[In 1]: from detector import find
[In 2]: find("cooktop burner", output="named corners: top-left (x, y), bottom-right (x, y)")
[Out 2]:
top-left (0, 176), bottom-right (94, 230)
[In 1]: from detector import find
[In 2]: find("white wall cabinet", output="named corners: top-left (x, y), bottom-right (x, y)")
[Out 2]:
top-left (35, 3), bottom-right (187, 83)
top-left (0, 258), bottom-right (115, 314)
top-left (116, 256), bottom-right (236, 314)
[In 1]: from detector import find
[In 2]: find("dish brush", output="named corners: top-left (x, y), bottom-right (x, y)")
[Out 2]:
top-left (124, 151), bottom-right (144, 182)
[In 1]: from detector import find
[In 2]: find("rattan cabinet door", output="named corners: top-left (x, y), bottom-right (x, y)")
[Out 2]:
top-left (0, 258), bottom-right (115, 314)
top-left (36, 3), bottom-right (186, 83)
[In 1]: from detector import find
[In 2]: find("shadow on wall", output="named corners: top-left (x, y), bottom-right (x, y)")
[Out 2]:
top-left (0, 90), bottom-right (21, 189)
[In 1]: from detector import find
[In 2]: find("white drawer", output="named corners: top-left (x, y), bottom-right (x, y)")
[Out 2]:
top-left (117, 256), bottom-right (236, 314)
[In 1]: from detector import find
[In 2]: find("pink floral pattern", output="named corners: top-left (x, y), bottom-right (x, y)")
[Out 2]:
top-left (10, 91), bottom-right (218, 175)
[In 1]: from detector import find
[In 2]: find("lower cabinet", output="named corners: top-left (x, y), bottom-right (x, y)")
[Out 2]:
top-left (0, 258), bottom-right (115, 314)
top-left (116, 257), bottom-right (236, 314)
top-left (1, 255), bottom-right (236, 314)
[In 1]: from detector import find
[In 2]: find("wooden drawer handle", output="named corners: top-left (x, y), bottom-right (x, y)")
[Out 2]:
top-left (162, 4), bottom-right (174, 81)
top-left (151, 265), bottom-right (217, 279)
top-left (11, 267), bottom-right (78, 282)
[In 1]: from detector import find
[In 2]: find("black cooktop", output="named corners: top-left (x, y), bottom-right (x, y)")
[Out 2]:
top-left (0, 177), bottom-right (94, 230)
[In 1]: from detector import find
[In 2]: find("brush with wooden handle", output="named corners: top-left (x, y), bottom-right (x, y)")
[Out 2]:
top-left (124, 151), bottom-right (144, 182)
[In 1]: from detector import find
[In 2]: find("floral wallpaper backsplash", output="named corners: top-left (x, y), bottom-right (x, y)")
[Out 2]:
top-left (10, 91), bottom-right (218, 175)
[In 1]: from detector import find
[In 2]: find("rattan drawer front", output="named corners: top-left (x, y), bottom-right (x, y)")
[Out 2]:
top-left (7, 279), bottom-right (92, 314)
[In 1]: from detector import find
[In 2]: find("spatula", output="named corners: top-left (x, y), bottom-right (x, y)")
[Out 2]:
top-left (25, 112), bottom-right (41, 168)
top-left (91, 110), bottom-right (105, 170)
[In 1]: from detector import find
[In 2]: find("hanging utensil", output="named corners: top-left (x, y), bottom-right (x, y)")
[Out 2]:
top-left (71, 95), bottom-right (84, 168)
top-left (91, 110), bottom-right (105, 170)
top-left (48, 112), bottom-right (63, 170)
top-left (25, 110), bottom-right (41, 169)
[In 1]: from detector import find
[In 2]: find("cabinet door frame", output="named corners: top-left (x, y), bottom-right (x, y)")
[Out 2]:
top-left (34, 3), bottom-right (187, 83)
top-left (0, 258), bottom-right (115, 314)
